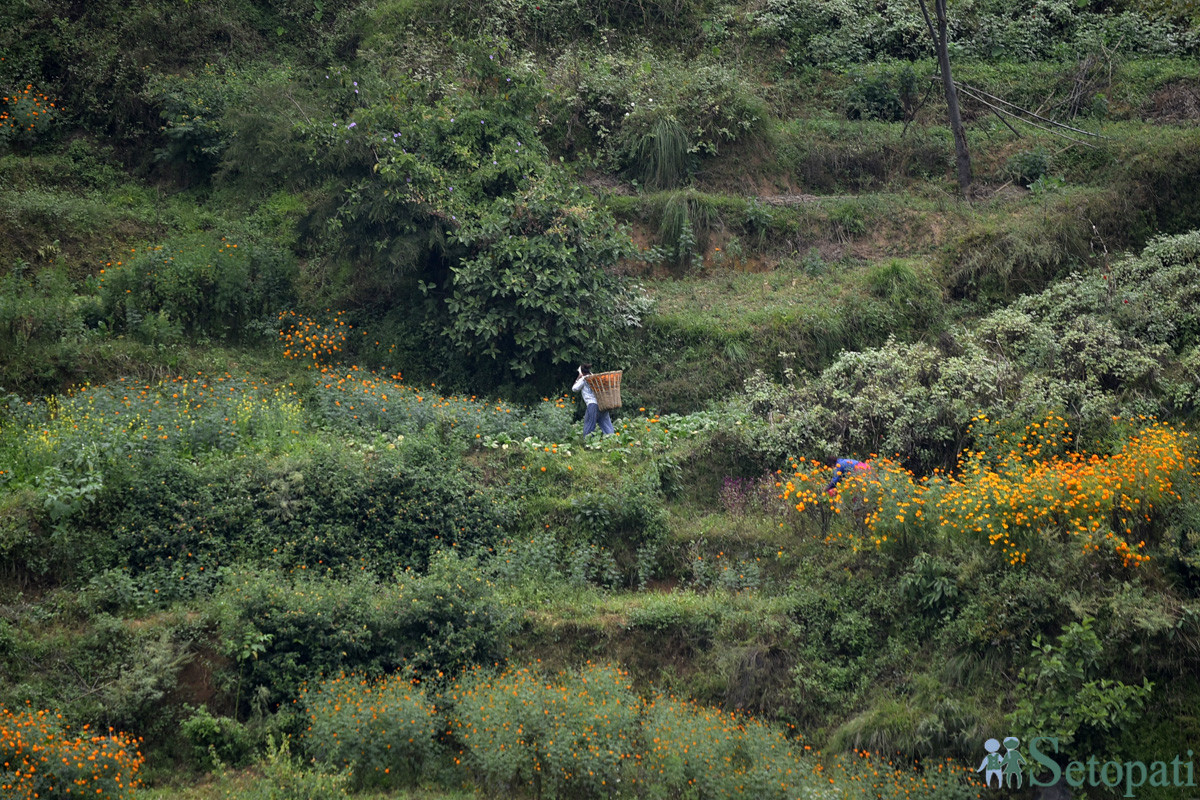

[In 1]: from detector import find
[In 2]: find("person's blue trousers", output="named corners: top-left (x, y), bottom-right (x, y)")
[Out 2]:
top-left (583, 403), bottom-right (614, 436)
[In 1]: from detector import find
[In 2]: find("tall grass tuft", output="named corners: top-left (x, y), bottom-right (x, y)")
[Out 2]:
top-left (633, 116), bottom-right (692, 190)
top-left (655, 190), bottom-right (721, 269)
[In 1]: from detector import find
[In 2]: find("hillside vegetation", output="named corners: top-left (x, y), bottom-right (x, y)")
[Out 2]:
top-left (2, 0), bottom-right (1200, 797)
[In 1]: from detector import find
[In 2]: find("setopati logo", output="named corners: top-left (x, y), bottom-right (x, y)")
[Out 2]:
top-left (978, 736), bottom-right (1197, 798)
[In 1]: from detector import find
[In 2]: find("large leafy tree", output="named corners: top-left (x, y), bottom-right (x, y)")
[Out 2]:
top-left (441, 175), bottom-right (641, 378)
top-left (282, 46), bottom-right (646, 379)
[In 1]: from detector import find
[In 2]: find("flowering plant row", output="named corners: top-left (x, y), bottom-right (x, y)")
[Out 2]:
top-left (303, 663), bottom-right (982, 799)
top-left (780, 415), bottom-right (1198, 567)
top-left (0, 707), bottom-right (143, 799)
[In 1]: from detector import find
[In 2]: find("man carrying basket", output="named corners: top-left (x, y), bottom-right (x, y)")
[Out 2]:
top-left (573, 363), bottom-right (617, 437)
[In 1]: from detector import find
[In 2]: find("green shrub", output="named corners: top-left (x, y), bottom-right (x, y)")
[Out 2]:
top-left (1008, 618), bottom-right (1153, 758)
top-left (616, 61), bottom-right (767, 165)
top-left (755, 0), bottom-right (1198, 65)
top-left (214, 552), bottom-right (512, 710)
top-left (1004, 147), bottom-right (1053, 187)
top-left (744, 337), bottom-right (1021, 473)
top-left (228, 735), bottom-right (352, 800)
top-left (99, 233), bottom-right (296, 342)
top-left (0, 262), bottom-right (101, 393)
top-left (638, 692), bottom-right (808, 799)
top-left (843, 65), bottom-right (923, 123)
top-left (445, 173), bottom-right (641, 378)
top-left (570, 475), bottom-right (668, 588)
top-left (294, 48), bottom-right (548, 307)
top-left (0, 612), bottom-right (192, 737)
top-left (450, 663), bottom-right (641, 798)
top-left (302, 671), bottom-right (438, 788)
top-left (180, 704), bottom-right (257, 768)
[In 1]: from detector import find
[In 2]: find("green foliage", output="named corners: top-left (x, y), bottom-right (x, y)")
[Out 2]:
top-left (752, 0), bottom-right (928, 66)
top-left (569, 480), bottom-right (668, 588)
top-left (0, 610), bottom-right (193, 738)
top-left (630, 116), bottom-right (692, 190)
top-left (614, 61), bottom-right (768, 164)
top-left (103, 444), bottom-right (507, 582)
top-left (843, 65), bottom-right (923, 124)
top-left (1008, 618), bottom-right (1153, 756)
top-left (1004, 147), bottom-right (1053, 187)
top-left (747, 229), bottom-right (1200, 472)
top-left (899, 553), bottom-right (960, 618)
top-left (302, 671), bottom-right (438, 788)
top-left (233, 735), bottom-right (352, 800)
top-left (753, 0), bottom-right (1199, 66)
top-left (180, 704), bottom-right (257, 768)
top-left (444, 174), bottom-right (641, 377)
top-left (865, 259), bottom-right (945, 333)
top-left (99, 234), bottom-right (296, 342)
top-left (744, 337), bottom-right (1018, 473)
top-left (784, 575), bottom-right (894, 725)
top-left (638, 692), bottom-right (809, 799)
top-left (146, 65), bottom-right (303, 183)
top-left (214, 552), bottom-right (512, 709)
top-left (0, 0), bottom-right (271, 147)
top-left (450, 663), bottom-right (641, 799)
top-left (294, 48), bottom-right (548, 307)
top-left (0, 262), bottom-right (97, 394)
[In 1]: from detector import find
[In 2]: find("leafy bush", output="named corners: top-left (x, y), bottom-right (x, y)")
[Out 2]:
top-left (214, 552), bottom-right (512, 710)
top-left (744, 338), bottom-right (1019, 473)
top-left (450, 663), bottom-right (641, 799)
top-left (746, 230), bottom-right (1200, 473)
top-left (638, 692), bottom-right (808, 799)
top-left (99, 234), bottom-right (296, 342)
top-left (754, 0), bottom-right (1199, 65)
top-left (843, 65), bottom-right (924, 123)
top-left (0, 86), bottom-right (61, 152)
top-left (444, 174), bottom-right (641, 377)
top-left (614, 61), bottom-right (767, 170)
top-left (1008, 618), bottom-right (1153, 757)
top-left (1004, 147), bottom-right (1053, 187)
top-left (302, 671), bottom-right (438, 788)
top-left (180, 704), bottom-right (257, 768)
top-left (1, 363), bottom-right (522, 582)
top-left (752, 0), bottom-right (927, 66)
top-left (0, 263), bottom-right (94, 394)
top-left (294, 48), bottom-right (547, 306)
top-left (569, 478), bottom-right (668, 588)
top-left (228, 735), bottom-right (352, 800)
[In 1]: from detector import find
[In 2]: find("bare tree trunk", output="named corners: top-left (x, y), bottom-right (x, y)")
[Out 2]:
top-left (918, 0), bottom-right (972, 198)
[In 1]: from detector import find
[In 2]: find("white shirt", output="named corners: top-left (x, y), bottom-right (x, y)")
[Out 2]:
top-left (572, 374), bottom-right (597, 405)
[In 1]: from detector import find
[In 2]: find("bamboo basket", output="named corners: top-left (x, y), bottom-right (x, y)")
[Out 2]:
top-left (585, 371), bottom-right (623, 411)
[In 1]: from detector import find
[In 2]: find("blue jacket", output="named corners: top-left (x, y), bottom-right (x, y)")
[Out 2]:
top-left (826, 458), bottom-right (863, 491)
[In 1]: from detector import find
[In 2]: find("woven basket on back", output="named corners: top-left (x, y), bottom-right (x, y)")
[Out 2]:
top-left (584, 370), bottom-right (623, 411)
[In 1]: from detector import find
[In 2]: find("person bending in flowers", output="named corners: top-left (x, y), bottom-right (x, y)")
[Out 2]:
top-left (824, 456), bottom-right (870, 496)
top-left (572, 363), bottom-right (614, 437)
